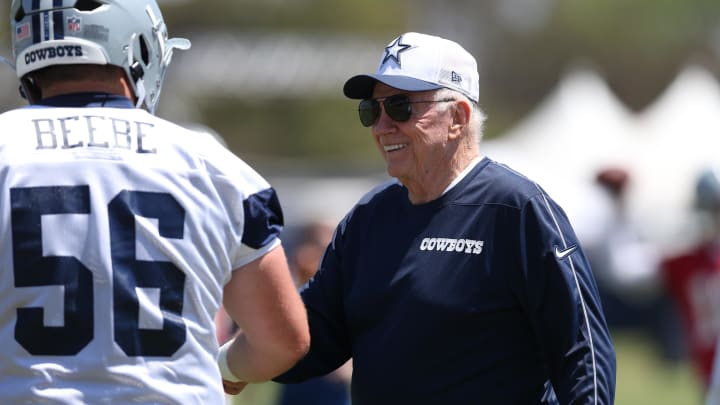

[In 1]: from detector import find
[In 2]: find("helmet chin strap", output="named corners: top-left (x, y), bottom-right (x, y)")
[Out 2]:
top-left (134, 78), bottom-right (147, 110)
top-left (125, 32), bottom-right (148, 111)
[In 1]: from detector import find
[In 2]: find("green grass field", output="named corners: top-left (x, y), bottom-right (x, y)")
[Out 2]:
top-left (613, 331), bottom-right (703, 405)
top-left (228, 330), bottom-right (705, 405)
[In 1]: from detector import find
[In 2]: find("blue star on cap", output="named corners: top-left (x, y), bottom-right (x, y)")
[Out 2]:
top-left (381, 35), bottom-right (412, 67)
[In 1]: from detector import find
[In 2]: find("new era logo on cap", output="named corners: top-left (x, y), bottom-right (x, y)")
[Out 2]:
top-left (344, 32), bottom-right (479, 103)
top-left (451, 71), bottom-right (462, 84)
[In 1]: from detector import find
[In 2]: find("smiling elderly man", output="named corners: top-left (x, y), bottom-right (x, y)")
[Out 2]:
top-left (233, 31), bottom-right (617, 405)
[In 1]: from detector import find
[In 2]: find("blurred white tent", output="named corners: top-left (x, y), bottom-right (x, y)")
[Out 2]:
top-left (483, 68), bottom-right (636, 179)
top-left (482, 68), bottom-right (638, 241)
top-left (631, 65), bottom-right (720, 250)
top-left (483, 65), bottom-right (720, 251)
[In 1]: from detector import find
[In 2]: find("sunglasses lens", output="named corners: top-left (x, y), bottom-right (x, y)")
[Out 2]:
top-left (358, 95), bottom-right (414, 127)
top-left (358, 99), bottom-right (379, 127)
top-left (383, 95), bottom-right (412, 122)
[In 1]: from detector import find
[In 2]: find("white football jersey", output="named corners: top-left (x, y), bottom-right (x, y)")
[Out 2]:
top-left (0, 97), bottom-right (282, 404)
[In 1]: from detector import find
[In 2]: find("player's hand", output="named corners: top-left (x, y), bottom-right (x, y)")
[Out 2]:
top-left (222, 379), bottom-right (248, 395)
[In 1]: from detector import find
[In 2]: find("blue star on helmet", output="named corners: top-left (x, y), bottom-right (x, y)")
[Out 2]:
top-left (381, 35), bottom-right (412, 67)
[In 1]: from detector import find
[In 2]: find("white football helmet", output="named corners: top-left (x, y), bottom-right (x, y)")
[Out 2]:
top-left (10, 0), bottom-right (190, 113)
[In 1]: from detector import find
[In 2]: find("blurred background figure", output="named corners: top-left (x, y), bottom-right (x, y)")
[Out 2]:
top-left (581, 167), bottom-right (682, 362)
top-left (661, 168), bottom-right (720, 391)
top-left (276, 221), bottom-right (351, 405)
top-left (288, 222), bottom-right (335, 288)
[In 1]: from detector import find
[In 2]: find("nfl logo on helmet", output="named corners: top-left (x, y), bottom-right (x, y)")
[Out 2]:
top-left (67, 17), bottom-right (81, 33)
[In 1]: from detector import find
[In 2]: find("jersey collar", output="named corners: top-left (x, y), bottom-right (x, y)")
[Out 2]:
top-left (440, 155), bottom-right (485, 196)
top-left (32, 93), bottom-right (135, 109)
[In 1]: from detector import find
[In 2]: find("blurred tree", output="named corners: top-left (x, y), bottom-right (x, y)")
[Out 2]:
top-left (163, 0), bottom-right (409, 33)
top-left (409, 0), bottom-right (720, 135)
top-left (555, 0), bottom-right (720, 110)
top-left (197, 95), bottom-right (380, 168)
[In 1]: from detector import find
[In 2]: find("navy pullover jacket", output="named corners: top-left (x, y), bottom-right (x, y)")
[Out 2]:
top-left (276, 158), bottom-right (616, 404)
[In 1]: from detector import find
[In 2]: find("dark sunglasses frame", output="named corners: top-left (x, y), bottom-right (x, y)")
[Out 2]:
top-left (357, 94), bottom-right (456, 127)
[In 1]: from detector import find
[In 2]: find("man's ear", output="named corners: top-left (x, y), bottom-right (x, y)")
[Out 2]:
top-left (449, 98), bottom-right (472, 139)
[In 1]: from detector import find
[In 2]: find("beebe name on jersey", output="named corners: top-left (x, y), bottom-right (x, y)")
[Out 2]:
top-left (31, 115), bottom-right (157, 153)
top-left (419, 237), bottom-right (484, 255)
top-left (24, 45), bottom-right (83, 65)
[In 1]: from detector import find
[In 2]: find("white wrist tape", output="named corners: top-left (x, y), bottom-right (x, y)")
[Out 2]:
top-left (218, 339), bottom-right (243, 383)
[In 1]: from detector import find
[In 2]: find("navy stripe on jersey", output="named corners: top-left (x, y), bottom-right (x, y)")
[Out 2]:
top-left (53, 1), bottom-right (64, 40)
top-left (241, 187), bottom-right (283, 249)
top-left (31, 12), bottom-right (41, 44)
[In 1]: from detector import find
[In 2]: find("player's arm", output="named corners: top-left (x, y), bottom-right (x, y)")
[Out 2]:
top-left (274, 219), bottom-right (353, 384)
top-left (219, 245), bottom-right (310, 387)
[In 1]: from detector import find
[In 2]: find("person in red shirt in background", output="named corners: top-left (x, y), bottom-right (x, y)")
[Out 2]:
top-left (662, 168), bottom-right (720, 389)
top-left (582, 167), bottom-right (682, 363)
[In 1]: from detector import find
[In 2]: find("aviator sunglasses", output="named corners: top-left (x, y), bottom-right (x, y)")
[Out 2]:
top-left (358, 94), bottom-right (456, 127)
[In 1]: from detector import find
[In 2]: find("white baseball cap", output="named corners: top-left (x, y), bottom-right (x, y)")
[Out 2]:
top-left (343, 32), bottom-right (480, 103)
